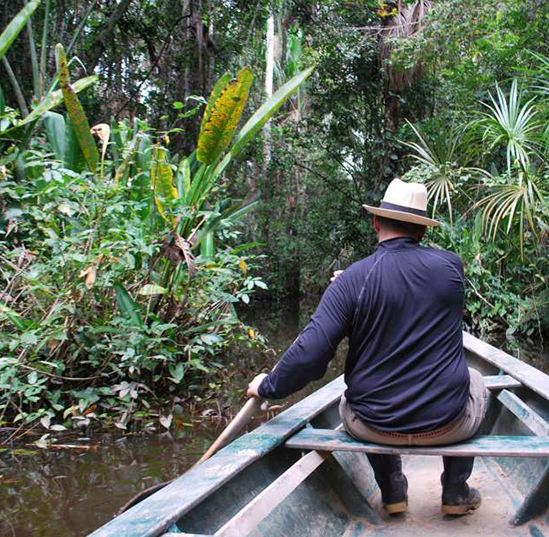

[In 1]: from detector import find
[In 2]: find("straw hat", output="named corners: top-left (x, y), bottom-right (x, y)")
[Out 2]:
top-left (363, 179), bottom-right (441, 226)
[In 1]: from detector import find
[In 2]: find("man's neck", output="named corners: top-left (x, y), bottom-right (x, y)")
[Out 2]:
top-left (377, 231), bottom-right (416, 243)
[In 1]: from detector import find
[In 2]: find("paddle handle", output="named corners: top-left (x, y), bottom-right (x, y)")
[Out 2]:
top-left (195, 396), bottom-right (264, 466)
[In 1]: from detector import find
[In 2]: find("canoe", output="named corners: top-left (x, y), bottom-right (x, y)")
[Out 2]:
top-left (88, 332), bottom-right (549, 537)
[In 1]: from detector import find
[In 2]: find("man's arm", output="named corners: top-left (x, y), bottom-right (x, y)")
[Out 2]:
top-left (247, 270), bottom-right (355, 399)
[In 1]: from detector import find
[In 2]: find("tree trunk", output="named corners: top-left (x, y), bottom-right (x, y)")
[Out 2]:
top-left (262, 14), bottom-right (275, 246)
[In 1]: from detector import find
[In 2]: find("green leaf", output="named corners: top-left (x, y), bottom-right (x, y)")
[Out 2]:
top-left (43, 112), bottom-right (66, 161)
top-left (200, 231), bottom-right (214, 259)
top-left (228, 66), bottom-right (314, 160)
top-left (151, 146), bottom-right (178, 226)
top-left (0, 1), bottom-right (41, 63)
top-left (200, 334), bottom-right (222, 346)
top-left (55, 44), bottom-right (99, 172)
top-left (177, 157), bottom-right (192, 200)
top-left (197, 68), bottom-right (254, 164)
top-left (159, 414), bottom-right (172, 430)
top-left (139, 284), bottom-right (167, 296)
top-left (198, 72), bottom-right (232, 141)
top-left (114, 282), bottom-right (143, 326)
top-left (0, 303), bottom-right (25, 330)
top-left (169, 363), bottom-right (185, 383)
top-left (18, 75), bottom-right (98, 126)
top-left (21, 332), bottom-right (38, 345)
top-left (135, 132), bottom-right (152, 172)
top-left (64, 117), bottom-right (86, 172)
top-left (50, 424), bottom-right (67, 431)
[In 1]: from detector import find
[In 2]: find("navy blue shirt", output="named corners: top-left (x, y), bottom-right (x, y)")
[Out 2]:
top-left (258, 237), bottom-right (470, 432)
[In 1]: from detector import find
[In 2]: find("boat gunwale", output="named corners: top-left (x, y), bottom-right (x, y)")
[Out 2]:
top-left (462, 332), bottom-right (549, 401)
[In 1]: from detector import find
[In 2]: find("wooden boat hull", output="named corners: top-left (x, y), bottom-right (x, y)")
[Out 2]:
top-left (88, 333), bottom-right (549, 537)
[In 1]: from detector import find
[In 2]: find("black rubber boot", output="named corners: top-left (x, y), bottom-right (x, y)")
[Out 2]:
top-left (441, 456), bottom-right (481, 515)
top-left (367, 454), bottom-right (408, 514)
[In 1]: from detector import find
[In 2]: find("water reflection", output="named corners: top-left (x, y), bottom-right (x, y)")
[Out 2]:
top-left (0, 428), bottom-right (224, 537)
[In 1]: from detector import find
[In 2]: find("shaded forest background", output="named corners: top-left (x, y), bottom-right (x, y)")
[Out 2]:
top-left (1, 0), bottom-right (549, 433)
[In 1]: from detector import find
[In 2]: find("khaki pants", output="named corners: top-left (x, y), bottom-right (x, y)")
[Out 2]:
top-left (339, 368), bottom-right (487, 446)
top-left (339, 368), bottom-right (488, 500)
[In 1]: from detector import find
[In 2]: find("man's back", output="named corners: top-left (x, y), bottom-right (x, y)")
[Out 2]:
top-left (342, 236), bottom-right (470, 432)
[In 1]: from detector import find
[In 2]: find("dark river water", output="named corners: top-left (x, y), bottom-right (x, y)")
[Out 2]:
top-left (0, 300), bottom-right (547, 537)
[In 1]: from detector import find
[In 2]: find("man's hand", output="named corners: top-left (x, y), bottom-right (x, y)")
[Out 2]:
top-left (330, 270), bottom-right (343, 282)
top-left (247, 373), bottom-right (268, 398)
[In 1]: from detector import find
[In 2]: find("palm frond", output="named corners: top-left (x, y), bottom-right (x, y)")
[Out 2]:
top-left (401, 120), bottom-right (484, 225)
top-left (475, 171), bottom-right (547, 257)
top-left (479, 79), bottom-right (543, 171)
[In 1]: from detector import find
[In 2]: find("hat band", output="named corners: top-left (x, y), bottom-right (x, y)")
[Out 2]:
top-left (380, 201), bottom-right (427, 217)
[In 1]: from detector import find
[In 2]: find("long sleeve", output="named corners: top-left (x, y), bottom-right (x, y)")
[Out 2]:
top-left (258, 271), bottom-right (356, 399)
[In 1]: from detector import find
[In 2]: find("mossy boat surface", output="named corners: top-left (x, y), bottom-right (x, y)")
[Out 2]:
top-left (88, 332), bottom-right (549, 537)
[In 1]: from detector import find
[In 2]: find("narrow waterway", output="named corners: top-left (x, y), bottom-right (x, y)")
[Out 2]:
top-left (0, 300), bottom-right (546, 537)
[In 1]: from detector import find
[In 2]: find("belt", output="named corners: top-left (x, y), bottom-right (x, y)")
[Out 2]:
top-left (367, 407), bottom-right (467, 438)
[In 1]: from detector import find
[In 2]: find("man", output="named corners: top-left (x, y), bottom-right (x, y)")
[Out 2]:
top-left (247, 178), bottom-right (487, 516)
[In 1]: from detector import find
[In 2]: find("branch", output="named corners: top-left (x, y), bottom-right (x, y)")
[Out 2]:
top-left (114, 14), bottom-right (189, 118)
top-left (88, 0), bottom-right (134, 70)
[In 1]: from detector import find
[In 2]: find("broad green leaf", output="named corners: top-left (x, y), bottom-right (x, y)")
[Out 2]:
top-left (64, 117), bottom-right (86, 172)
top-left (151, 146), bottom-right (178, 226)
top-left (200, 232), bottom-right (214, 259)
top-left (197, 68), bottom-right (254, 165)
top-left (135, 132), bottom-right (152, 172)
top-left (55, 44), bottom-right (99, 172)
top-left (0, 1), bottom-right (40, 63)
top-left (114, 282), bottom-right (143, 326)
top-left (139, 284), bottom-right (167, 296)
top-left (185, 162), bottom-right (208, 207)
top-left (169, 363), bottom-right (185, 384)
top-left (177, 157), bottom-right (192, 200)
top-left (228, 66), bottom-right (314, 161)
top-left (43, 112), bottom-right (66, 161)
top-left (18, 75), bottom-right (97, 126)
top-left (197, 72), bottom-right (231, 141)
top-left (226, 199), bottom-right (259, 222)
top-left (114, 134), bottom-right (138, 184)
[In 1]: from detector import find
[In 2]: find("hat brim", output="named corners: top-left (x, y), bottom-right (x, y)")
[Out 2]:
top-left (362, 205), bottom-right (441, 226)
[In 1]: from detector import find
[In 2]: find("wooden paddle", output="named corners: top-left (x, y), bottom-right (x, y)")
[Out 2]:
top-left (194, 396), bottom-right (265, 465)
top-left (116, 396), bottom-right (265, 515)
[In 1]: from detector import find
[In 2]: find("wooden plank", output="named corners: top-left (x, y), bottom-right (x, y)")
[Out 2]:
top-left (285, 429), bottom-right (549, 457)
top-left (160, 533), bottom-right (214, 537)
top-left (497, 390), bottom-right (549, 437)
top-left (494, 390), bottom-right (549, 526)
top-left (484, 375), bottom-right (521, 390)
top-left (510, 463), bottom-right (549, 526)
top-left (463, 332), bottom-right (549, 401)
top-left (214, 450), bottom-right (331, 537)
top-left (87, 376), bottom-right (346, 537)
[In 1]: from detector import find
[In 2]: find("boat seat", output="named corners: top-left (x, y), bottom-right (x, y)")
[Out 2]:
top-left (284, 429), bottom-right (549, 457)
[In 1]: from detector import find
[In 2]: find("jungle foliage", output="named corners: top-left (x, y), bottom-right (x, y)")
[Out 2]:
top-left (0, 1), bottom-right (312, 435)
top-left (1, 0), bottom-right (548, 435)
